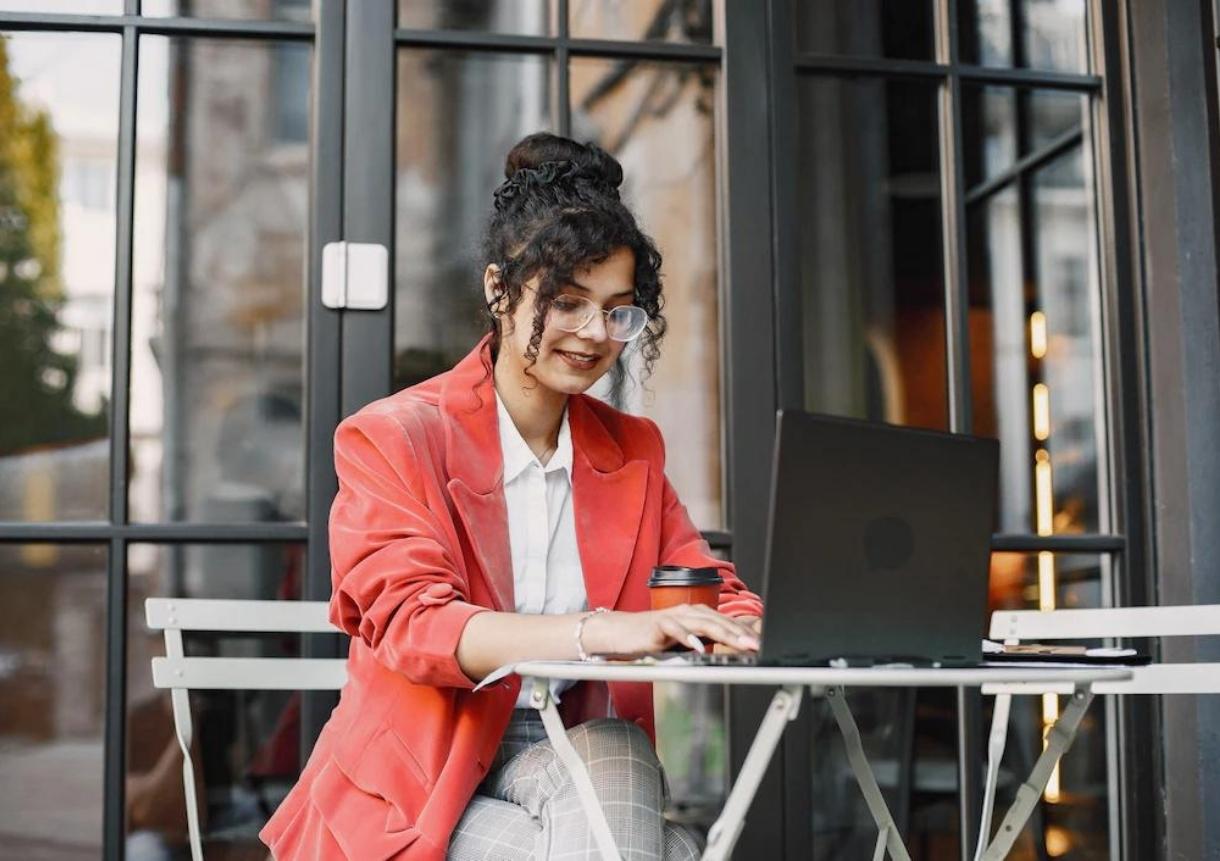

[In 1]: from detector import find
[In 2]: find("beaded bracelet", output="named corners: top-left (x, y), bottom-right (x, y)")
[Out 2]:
top-left (574, 607), bottom-right (610, 661)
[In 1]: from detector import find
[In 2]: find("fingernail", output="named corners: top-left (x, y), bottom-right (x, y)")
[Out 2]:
top-left (686, 634), bottom-right (706, 653)
top-left (738, 635), bottom-right (760, 649)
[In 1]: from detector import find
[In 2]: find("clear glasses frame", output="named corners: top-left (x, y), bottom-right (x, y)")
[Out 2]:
top-left (547, 293), bottom-right (649, 342)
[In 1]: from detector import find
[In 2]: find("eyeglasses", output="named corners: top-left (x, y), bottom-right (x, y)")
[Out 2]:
top-left (547, 293), bottom-right (649, 342)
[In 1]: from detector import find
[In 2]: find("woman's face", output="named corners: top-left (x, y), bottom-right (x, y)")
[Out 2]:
top-left (486, 245), bottom-right (637, 396)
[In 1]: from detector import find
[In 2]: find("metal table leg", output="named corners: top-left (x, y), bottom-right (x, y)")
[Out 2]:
top-left (824, 686), bottom-right (912, 861)
top-left (703, 684), bottom-right (805, 861)
top-left (528, 677), bottom-right (623, 861)
top-left (977, 685), bottom-right (1095, 861)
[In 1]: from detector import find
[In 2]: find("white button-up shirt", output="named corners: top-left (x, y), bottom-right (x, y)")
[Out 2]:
top-left (496, 390), bottom-right (588, 708)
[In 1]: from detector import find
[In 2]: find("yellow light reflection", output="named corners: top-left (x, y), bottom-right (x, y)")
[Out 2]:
top-left (1045, 824), bottom-right (1072, 856)
top-left (1032, 383), bottom-right (1051, 440)
top-left (1030, 311), bottom-right (1048, 358)
top-left (1041, 697), bottom-right (1063, 803)
top-left (1035, 449), bottom-right (1054, 536)
top-left (1037, 551), bottom-right (1056, 611)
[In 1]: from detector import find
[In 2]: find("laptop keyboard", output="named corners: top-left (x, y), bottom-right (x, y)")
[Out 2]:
top-left (634, 651), bottom-right (760, 666)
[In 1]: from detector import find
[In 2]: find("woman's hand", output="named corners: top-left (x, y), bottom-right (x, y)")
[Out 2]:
top-left (712, 615), bottom-right (762, 655)
top-left (580, 605), bottom-right (761, 658)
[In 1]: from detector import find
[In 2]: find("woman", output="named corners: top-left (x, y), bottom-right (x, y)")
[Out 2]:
top-left (260, 132), bottom-right (764, 860)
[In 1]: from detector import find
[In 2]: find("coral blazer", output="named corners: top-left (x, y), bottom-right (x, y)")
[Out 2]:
top-left (261, 334), bottom-right (763, 860)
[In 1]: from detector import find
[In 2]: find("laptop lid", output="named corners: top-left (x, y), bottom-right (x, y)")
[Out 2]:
top-left (757, 410), bottom-right (999, 666)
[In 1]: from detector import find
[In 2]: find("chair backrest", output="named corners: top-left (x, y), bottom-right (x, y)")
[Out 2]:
top-left (989, 604), bottom-right (1220, 641)
top-left (987, 604), bottom-right (1220, 695)
top-left (146, 597), bottom-right (348, 691)
top-left (145, 597), bottom-right (348, 861)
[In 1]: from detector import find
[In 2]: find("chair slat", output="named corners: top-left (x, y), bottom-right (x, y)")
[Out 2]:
top-left (982, 663), bottom-right (1220, 696)
top-left (146, 597), bottom-right (338, 633)
top-left (152, 656), bottom-right (348, 690)
top-left (988, 605), bottom-right (1220, 640)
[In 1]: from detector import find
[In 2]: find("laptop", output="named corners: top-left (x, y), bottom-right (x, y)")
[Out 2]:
top-left (663, 409), bottom-right (1000, 668)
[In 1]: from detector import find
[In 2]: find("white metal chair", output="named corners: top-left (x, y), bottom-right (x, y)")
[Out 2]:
top-left (975, 604), bottom-right (1220, 861)
top-left (145, 597), bottom-right (346, 861)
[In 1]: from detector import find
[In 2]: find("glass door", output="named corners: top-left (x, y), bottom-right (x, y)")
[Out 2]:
top-left (0, 2), bottom-right (345, 858)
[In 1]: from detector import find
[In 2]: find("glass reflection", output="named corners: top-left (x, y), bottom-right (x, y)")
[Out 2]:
top-left (0, 543), bottom-right (107, 858)
top-left (793, 0), bottom-right (934, 60)
top-left (797, 76), bottom-right (947, 431)
top-left (569, 0), bottom-right (713, 45)
top-left (141, 0), bottom-right (311, 22)
top-left (399, 0), bottom-right (552, 35)
top-left (958, 0), bottom-right (1088, 74)
top-left (130, 37), bottom-right (310, 524)
top-left (964, 86), bottom-right (1102, 534)
top-left (0, 32), bottom-right (120, 523)
top-left (987, 553), bottom-right (1111, 860)
top-left (392, 49), bottom-right (552, 389)
top-left (654, 680), bottom-right (725, 822)
top-left (126, 542), bottom-right (315, 860)
top-left (572, 57), bottom-right (722, 530)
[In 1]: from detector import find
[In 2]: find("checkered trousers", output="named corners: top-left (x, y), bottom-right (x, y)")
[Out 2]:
top-left (446, 710), bottom-right (704, 860)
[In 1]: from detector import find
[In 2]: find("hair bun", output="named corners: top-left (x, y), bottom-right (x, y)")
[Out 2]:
top-left (494, 132), bottom-right (623, 212)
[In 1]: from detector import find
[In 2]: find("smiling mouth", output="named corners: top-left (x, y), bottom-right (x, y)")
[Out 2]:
top-left (555, 349), bottom-right (601, 368)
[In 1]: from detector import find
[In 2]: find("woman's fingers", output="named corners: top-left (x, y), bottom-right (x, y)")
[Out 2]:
top-left (662, 606), bottom-right (759, 651)
top-left (680, 605), bottom-right (761, 649)
top-left (655, 616), bottom-right (703, 652)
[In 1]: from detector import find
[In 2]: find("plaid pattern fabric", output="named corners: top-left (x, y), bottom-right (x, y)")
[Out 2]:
top-left (447, 711), bottom-right (704, 860)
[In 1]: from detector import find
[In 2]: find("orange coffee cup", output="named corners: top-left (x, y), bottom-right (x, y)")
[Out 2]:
top-left (647, 566), bottom-right (723, 649)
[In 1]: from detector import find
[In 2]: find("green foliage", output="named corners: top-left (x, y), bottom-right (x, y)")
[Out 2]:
top-left (0, 37), bottom-right (107, 455)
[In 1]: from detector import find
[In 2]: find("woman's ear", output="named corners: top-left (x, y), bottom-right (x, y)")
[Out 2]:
top-left (483, 264), bottom-right (504, 312)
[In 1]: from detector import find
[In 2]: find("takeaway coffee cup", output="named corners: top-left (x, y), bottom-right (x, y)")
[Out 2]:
top-left (648, 566), bottom-right (723, 649)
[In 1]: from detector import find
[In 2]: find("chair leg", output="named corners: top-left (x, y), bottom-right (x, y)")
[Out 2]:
top-left (165, 628), bottom-right (204, 861)
top-left (978, 686), bottom-right (1094, 861)
top-left (170, 687), bottom-right (204, 861)
top-left (973, 693), bottom-right (1011, 861)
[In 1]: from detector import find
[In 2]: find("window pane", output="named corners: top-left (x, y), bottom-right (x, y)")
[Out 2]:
top-left (141, 0), bottom-right (311, 22)
top-left (399, 0), bottom-right (553, 35)
top-left (572, 57), bottom-right (723, 530)
top-left (130, 37), bottom-right (311, 524)
top-left (958, 0), bottom-right (1088, 74)
top-left (392, 49), bottom-right (552, 388)
top-left (988, 552), bottom-right (1112, 858)
top-left (963, 87), bottom-right (1103, 534)
top-left (569, 0), bottom-right (713, 45)
top-left (0, 32), bottom-right (120, 523)
top-left (794, 0), bottom-right (934, 60)
top-left (0, 543), bottom-right (108, 858)
top-left (126, 543), bottom-right (316, 858)
top-left (796, 76), bottom-right (947, 430)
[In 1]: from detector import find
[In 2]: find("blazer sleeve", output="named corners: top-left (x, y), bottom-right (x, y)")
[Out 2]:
top-left (328, 410), bottom-right (488, 689)
top-left (645, 419), bottom-right (764, 619)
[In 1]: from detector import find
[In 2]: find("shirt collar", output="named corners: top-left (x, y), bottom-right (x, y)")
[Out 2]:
top-left (495, 389), bottom-right (573, 485)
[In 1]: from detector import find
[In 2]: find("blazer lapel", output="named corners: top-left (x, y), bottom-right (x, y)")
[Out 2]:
top-left (446, 477), bottom-right (514, 612)
top-left (570, 396), bottom-right (649, 612)
top-left (439, 336), bottom-right (515, 613)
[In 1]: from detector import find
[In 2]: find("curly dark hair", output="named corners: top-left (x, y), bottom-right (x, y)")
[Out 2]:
top-left (481, 132), bottom-right (667, 400)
